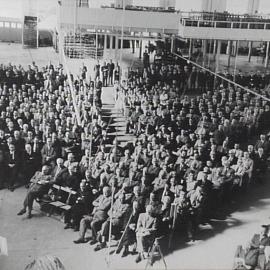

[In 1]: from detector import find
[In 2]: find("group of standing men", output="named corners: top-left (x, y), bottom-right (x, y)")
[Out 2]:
top-left (94, 59), bottom-right (121, 87)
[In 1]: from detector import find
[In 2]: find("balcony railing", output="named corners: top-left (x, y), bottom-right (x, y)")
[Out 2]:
top-left (181, 18), bottom-right (270, 30)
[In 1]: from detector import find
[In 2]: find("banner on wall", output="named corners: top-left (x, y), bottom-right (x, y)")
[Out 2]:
top-left (23, 15), bottom-right (38, 47)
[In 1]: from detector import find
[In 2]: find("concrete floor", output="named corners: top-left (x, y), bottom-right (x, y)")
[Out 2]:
top-left (1, 173), bottom-right (270, 270)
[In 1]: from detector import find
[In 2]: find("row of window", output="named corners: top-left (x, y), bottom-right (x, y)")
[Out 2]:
top-left (0, 22), bottom-right (22, 29)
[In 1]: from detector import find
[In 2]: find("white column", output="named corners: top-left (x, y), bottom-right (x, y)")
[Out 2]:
top-left (215, 40), bottom-right (222, 73)
top-left (227, 41), bottom-right (232, 68)
top-left (104, 33), bottom-right (107, 58)
top-left (265, 41), bottom-right (270, 68)
top-left (202, 39), bottom-right (207, 67)
top-left (213, 40), bottom-right (217, 57)
top-left (233, 40), bottom-right (239, 82)
top-left (139, 39), bottom-right (143, 59)
top-left (171, 36), bottom-right (175, 53)
top-left (248, 41), bottom-right (253, 62)
top-left (115, 35), bottom-right (119, 60)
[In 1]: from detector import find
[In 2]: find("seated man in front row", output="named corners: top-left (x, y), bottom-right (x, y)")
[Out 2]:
top-left (93, 193), bottom-right (131, 251)
top-left (17, 165), bottom-right (53, 219)
top-left (73, 186), bottom-right (111, 244)
top-left (135, 205), bottom-right (158, 263)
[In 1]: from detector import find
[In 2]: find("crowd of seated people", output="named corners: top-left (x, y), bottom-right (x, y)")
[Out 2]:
top-left (1, 50), bottom-right (270, 265)
top-left (0, 61), bottom-right (106, 194)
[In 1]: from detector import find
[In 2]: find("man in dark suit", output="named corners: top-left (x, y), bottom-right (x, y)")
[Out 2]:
top-left (55, 163), bottom-right (81, 192)
top-left (135, 205), bottom-right (158, 263)
top-left (101, 62), bottom-right (108, 87)
top-left (73, 186), bottom-right (111, 244)
top-left (6, 143), bottom-right (20, 191)
top-left (64, 180), bottom-right (93, 231)
top-left (107, 59), bottom-right (115, 86)
top-left (22, 143), bottom-right (39, 187)
top-left (17, 165), bottom-right (53, 218)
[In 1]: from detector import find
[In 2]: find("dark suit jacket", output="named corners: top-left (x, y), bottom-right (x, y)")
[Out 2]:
top-left (6, 150), bottom-right (21, 170)
top-left (55, 168), bottom-right (81, 191)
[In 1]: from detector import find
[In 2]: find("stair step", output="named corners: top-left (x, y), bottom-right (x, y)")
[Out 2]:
top-left (110, 123), bottom-right (126, 127)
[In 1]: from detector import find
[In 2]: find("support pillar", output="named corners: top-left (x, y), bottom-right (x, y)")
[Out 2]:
top-left (215, 40), bottom-right (222, 73)
top-left (202, 39), bottom-right (207, 67)
top-left (120, 33), bottom-right (124, 63)
top-left (233, 40), bottom-right (239, 82)
top-left (213, 40), bottom-right (217, 58)
top-left (132, 40), bottom-right (135, 54)
top-left (248, 41), bottom-right (253, 62)
top-left (227, 41), bottom-right (231, 68)
top-left (171, 36), bottom-right (175, 53)
top-left (139, 39), bottom-right (143, 59)
top-left (265, 41), bottom-right (270, 68)
top-left (115, 35), bottom-right (119, 60)
top-left (104, 33), bottom-right (107, 58)
top-left (188, 38), bottom-right (193, 58)
top-left (109, 34), bottom-right (113, 56)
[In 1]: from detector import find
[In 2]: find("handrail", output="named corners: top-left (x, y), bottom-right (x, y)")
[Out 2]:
top-left (178, 11), bottom-right (270, 22)
top-left (181, 18), bottom-right (270, 30)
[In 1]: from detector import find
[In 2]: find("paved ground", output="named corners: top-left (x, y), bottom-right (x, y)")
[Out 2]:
top-left (1, 168), bottom-right (270, 270)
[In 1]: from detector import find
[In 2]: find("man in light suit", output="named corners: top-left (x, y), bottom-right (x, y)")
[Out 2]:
top-left (94, 193), bottom-right (131, 251)
top-left (135, 205), bottom-right (158, 263)
top-left (73, 186), bottom-right (111, 244)
top-left (41, 137), bottom-right (57, 167)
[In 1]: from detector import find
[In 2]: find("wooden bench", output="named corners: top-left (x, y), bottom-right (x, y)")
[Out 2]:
top-left (48, 184), bottom-right (77, 218)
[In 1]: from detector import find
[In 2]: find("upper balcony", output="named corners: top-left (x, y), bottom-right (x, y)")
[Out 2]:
top-left (178, 11), bottom-right (270, 42)
top-left (59, 6), bottom-right (179, 35)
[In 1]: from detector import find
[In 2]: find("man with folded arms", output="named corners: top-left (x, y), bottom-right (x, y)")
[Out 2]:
top-left (73, 186), bottom-right (111, 244)
top-left (94, 193), bottom-right (131, 251)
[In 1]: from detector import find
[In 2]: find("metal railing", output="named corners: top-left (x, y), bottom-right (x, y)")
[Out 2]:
top-left (178, 11), bottom-right (270, 22)
top-left (181, 18), bottom-right (270, 30)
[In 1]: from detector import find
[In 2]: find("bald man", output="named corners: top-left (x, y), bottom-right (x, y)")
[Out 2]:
top-left (73, 186), bottom-right (112, 244)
